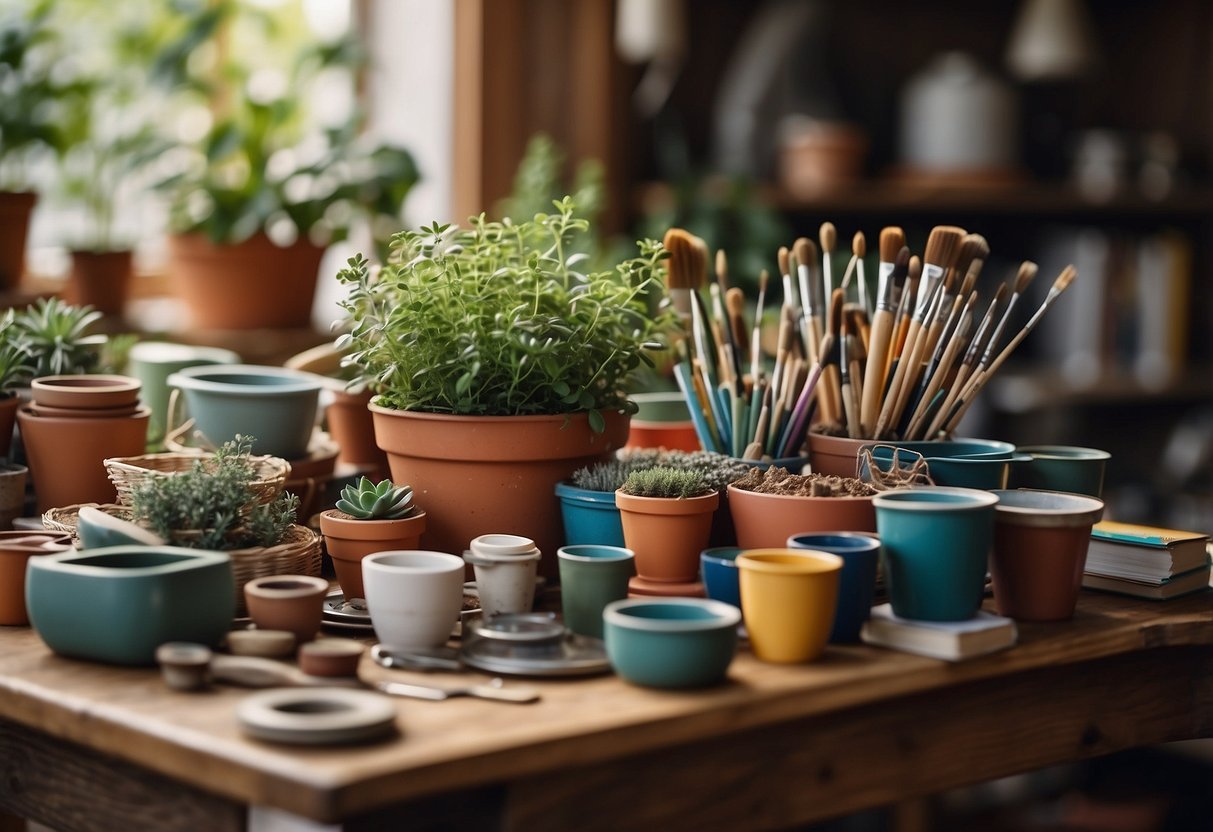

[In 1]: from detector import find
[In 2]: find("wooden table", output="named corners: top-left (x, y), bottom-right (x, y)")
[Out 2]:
top-left (0, 591), bottom-right (1210, 832)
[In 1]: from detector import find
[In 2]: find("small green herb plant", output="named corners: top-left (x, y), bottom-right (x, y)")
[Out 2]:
top-left (11, 298), bottom-right (106, 377)
top-left (620, 468), bottom-right (712, 500)
top-left (335, 477), bottom-right (415, 520)
top-left (336, 197), bottom-right (674, 432)
top-left (572, 449), bottom-right (751, 493)
top-left (130, 436), bottom-right (299, 550)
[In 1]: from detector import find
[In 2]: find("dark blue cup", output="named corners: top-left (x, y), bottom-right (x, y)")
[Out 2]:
top-left (700, 547), bottom-right (744, 609)
top-left (786, 532), bottom-right (880, 643)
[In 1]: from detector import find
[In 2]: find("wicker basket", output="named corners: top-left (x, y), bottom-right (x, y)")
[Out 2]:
top-left (39, 504), bottom-right (322, 615)
top-left (104, 452), bottom-right (290, 508)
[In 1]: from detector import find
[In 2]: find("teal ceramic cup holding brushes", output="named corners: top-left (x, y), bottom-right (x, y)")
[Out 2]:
top-left (872, 487), bottom-right (999, 621)
top-left (557, 545), bottom-right (635, 639)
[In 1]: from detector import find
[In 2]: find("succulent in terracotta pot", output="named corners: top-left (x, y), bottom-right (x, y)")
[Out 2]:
top-left (319, 477), bottom-right (426, 601)
top-left (615, 468), bottom-right (719, 596)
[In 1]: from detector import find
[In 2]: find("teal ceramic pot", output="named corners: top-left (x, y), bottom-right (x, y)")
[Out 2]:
top-left (167, 364), bottom-right (321, 460)
top-left (555, 482), bottom-right (625, 547)
top-left (128, 341), bottom-right (240, 447)
top-left (787, 532), bottom-right (881, 643)
top-left (558, 545), bottom-right (635, 638)
top-left (864, 442), bottom-right (1028, 490)
top-left (1008, 446), bottom-right (1110, 498)
top-left (603, 598), bottom-right (740, 688)
top-left (873, 487), bottom-right (999, 622)
top-left (26, 547), bottom-right (234, 665)
top-left (700, 547), bottom-right (744, 609)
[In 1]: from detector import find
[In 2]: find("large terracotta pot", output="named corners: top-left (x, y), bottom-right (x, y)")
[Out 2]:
top-left (369, 405), bottom-right (628, 577)
top-left (318, 508), bottom-right (427, 600)
top-left (727, 483), bottom-right (876, 548)
top-left (167, 232), bottom-right (325, 330)
top-left (67, 250), bottom-right (133, 316)
top-left (0, 191), bottom-right (36, 290)
top-left (615, 489), bottom-right (719, 584)
top-left (327, 389), bottom-right (389, 474)
top-left (17, 405), bottom-right (150, 512)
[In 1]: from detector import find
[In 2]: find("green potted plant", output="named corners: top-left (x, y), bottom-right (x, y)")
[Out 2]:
top-left (337, 197), bottom-right (673, 572)
top-left (154, 3), bottom-right (418, 330)
top-left (0, 1), bottom-right (83, 290)
top-left (615, 467), bottom-right (718, 595)
top-left (126, 436), bottom-right (321, 613)
top-left (0, 309), bottom-right (32, 459)
top-left (318, 476), bottom-right (426, 601)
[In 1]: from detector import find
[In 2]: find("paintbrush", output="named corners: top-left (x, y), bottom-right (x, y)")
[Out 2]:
top-left (944, 266), bottom-right (1078, 435)
top-left (924, 283), bottom-right (1007, 439)
top-left (904, 287), bottom-right (979, 440)
top-left (726, 287), bottom-right (748, 372)
top-left (662, 228), bottom-right (706, 324)
top-left (778, 246), bottom-right (805, 362)
top-left (854, 231), bottom-right (871, 316)
top-left (888, 255), bottom-right (921, 369)
top-left (749, 269), bottom-right (769, 387)
top-left (955, 261), bottom-right (1039, 407)
top-left (840, 316), bottom-right (860, 439)
top-left (921, 233), bottom-right (987, 360)
top-left (792, 238), bottom-right (819, 363)
top-left (861, 245), bottom-right (909, 436)
top-left (777, 289), bottom-right (842, 458)
top-left (905, 258), bottom-right (981, 423)
top-left (875, 226), bottom-right (964, 438)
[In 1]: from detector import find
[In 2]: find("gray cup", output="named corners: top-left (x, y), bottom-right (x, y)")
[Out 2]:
top-left (558, 545), bottom-right (635, 639)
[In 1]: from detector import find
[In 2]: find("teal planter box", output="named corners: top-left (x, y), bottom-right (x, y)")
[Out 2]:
top-left (873, 488), bottom-right (999, 622)
top-left (556, 482), bottom-right (625, 547)
top-left (27, 547), bottom-right (234, 666)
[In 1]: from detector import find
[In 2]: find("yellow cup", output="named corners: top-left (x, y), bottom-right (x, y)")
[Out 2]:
top-left (737, 549), bottom-right (843, 663)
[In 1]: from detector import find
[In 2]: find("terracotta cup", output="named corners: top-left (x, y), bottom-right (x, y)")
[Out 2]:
top-left (243, 575), bottom-right (330, 645)
top-left (736, 549), bottom-right (842, 663)
top-left (989, 489), bottom-right (1105, 621)
top-left (0, 531), bottom-right (73, 625)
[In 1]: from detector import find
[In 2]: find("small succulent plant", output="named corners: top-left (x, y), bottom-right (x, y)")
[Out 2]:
top-left (336, 477), bottom-right (416, 520)
top-left (619, 468), bottom-right (712, 500)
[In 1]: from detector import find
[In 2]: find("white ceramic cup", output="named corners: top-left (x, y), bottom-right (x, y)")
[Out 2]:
top-left (362, 551), bottom-right (465, 650)
top-left (465, 549), bottom-right (541, 618)
top-left (469, 534), bottom-right (540, 559)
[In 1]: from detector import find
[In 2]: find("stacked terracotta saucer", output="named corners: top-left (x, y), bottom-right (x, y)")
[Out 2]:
top-left (18, 375), bottom-right (150, 512)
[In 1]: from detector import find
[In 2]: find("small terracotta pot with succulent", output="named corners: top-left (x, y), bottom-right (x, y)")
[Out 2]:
top-left (615, 468), bottom-right (719, 595)
top-left (319, 477), bottom-right (426, 600)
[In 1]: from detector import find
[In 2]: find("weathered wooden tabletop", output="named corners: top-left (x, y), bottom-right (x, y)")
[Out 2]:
top-left (0, 590), bottom-right (1210, 832)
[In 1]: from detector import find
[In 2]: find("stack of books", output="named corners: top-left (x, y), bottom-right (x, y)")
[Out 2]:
top-left (860, 604), bottom-right (1017, 662)
top-left (1082, 521), bottom-right (1211, 600)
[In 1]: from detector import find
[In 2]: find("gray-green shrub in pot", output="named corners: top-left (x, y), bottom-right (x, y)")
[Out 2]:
top-left (336, 197), bottom-right (674, 574)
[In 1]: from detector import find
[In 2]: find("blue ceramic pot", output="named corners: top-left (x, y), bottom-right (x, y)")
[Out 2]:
top-left (167, 364), bottom-right (321, 460)
top-left (872, 487), bottom-right (999, 622)
top-left (700, 546), bottom-right (744, 609)
top-left (604, 598), bottom-right (740, 688)
top-left (555, 482), bottom-right (625, 548)
top-left (787, 532), bottom-right (881, 643)
top-left (27, 546), bottom-right (234, 665)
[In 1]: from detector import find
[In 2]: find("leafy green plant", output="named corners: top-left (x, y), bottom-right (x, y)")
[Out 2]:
top-left (620, 467), bottom-right (712, 499)
top-left (153, 2), bottom-right (418, 248)
top-left (571, 449), bottom-right (751, 493)
top-left (12, 298), bottom-right (106, 377)
top-left (0, 310), bottom-right (31, 393)
top-left (130, 436), bottom-right (299, 549)
top-left (336, 197), bottom-right (675, 432)
top-left (335, 476), bottom-right (415, 520)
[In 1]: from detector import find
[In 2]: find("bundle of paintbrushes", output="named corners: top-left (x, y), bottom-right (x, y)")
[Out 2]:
top-left (663, 224), bottom-right (1078, 459)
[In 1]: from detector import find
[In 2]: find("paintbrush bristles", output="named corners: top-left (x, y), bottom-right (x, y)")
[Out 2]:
top-left (852, 231), bottom-right (865, 258)
top-left (793, 237), bottom-right (815, 269)
top-left (1015, 261), bottom-right (1039, 294)
top-left (959, 261), bottom-right (979, 299)
top-left (662, 228), bottom-right (702, 290)
top-left (1053, 265), bottom-right (1077, 293)
top-left (777, 246), bottom-right (790, 277)
top-left (820, 222), bottom-right (837, 253)
top-left (715, 249), bottom-right (729, 288)
top-left (923, 226), bottom-right (966, 270)
top-left (879, 227), bottom-right (906, 263)
top-left (954, 233), bottom-right (990, 277)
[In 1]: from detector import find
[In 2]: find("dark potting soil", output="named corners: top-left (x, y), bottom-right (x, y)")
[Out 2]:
top-left (732, 466), bottom-right (876, 498)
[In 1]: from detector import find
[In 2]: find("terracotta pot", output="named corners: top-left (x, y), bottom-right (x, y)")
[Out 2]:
top-left (0, 530), bottom-right (73, 625)
top-left (726, 483), bottom-right (876, 548)
top-left (615, 489), bottom-right (719, 584)
top-left (17, 405), bottom-right (151, 512)
top-left (31, 375), bottom-right (141, 410)
top-left (0, 191), bottom-right (36, 290)
top-left (243, 575), bottom-right (330, 644)
top-left (989, 489), bottom-right (1105, 621)
top-left (167, 232), bottom-right (325, 330)
top-left (0, 464), bottom-right (28, 531)
top-left (806, 431), bottom-right (873, 478)
top-left (67, 250), bottom-right (133, 316)
top-left (326, 389), bottom-right (388, 473)
top-left (319, 508), bottom-right (427, 600)
top-left (369, 405), bottom-right (627, 578)
top-left (0, 394), bottom-right (17, 459)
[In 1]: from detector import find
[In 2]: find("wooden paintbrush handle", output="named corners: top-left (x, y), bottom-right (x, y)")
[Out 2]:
top-left (860, 309), bottom-right (894, 435)
top-left (874, 320), bottom-right (921, 438)
top-left (926, 362), bottom-right (973, 439)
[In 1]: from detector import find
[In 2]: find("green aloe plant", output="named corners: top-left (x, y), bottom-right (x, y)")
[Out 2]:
top-left (335, 477), bottom-right (415, 520)
top-left (12, 297), bottom-right (106, 377)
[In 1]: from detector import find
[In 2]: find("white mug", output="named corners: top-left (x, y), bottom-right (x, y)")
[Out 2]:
top-left (362, 551), bottom-right (464, 650)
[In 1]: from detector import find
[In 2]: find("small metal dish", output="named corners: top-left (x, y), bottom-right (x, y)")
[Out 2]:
top-left (467, 612), bottom-right (564, 645)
